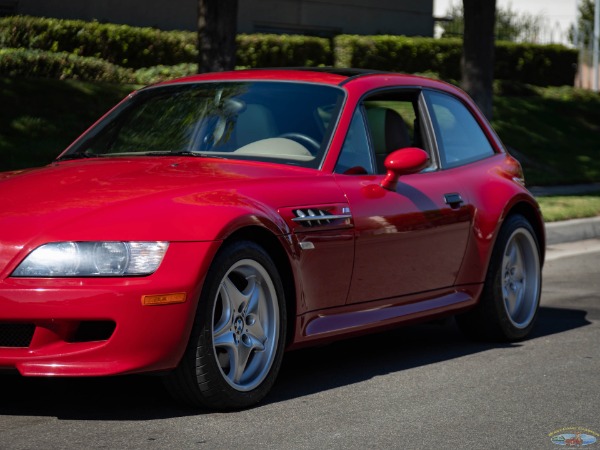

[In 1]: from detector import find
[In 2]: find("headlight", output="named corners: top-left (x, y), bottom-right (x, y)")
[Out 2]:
top-left (12, 241), bottom-right (169, 277)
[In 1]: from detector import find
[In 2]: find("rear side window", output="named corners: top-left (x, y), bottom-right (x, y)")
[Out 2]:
top-left (426, 91), bottom-right (495, 168)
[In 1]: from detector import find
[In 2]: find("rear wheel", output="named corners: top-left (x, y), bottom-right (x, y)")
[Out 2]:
top-left (456, 214), bottom-right (542, 341)
top-left (164, 241), bottom-right (286, 410)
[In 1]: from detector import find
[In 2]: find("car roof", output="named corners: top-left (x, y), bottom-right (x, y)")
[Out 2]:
top-left (158, 68), bottom-right (349, 86)
top-left (153, 68), bottom-right (471, 110)
top-left (156, 68), bottom-right (451, 89)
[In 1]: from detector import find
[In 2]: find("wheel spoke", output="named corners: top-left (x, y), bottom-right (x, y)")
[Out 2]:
top-left (504, 281), bottom-right (518, 314)
top-left (245, 333), bottom-right (266, 353)
top-left (513, 280), bottom-right (525, 307)
top-left (231, 339), bottom-right (253, 384)
top-left (214, 284), bottom-right (233, 336)
top-left (221, 277), bottom-right (248, 313)
top-left (246, 313), bottom-right (267, 344)
top-left (513, 245), bottom-right (525, 280)
top-left (213, 329), bottom-right (236, 348)
top-left (213, 331), bottom-right (238, 380)
top-left (506, 241), bottom-right (518, 266)
top-left (243, 275), bottom-right (260, 316)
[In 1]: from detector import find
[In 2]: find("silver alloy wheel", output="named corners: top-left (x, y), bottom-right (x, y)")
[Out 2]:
top-left (501, 227), bottom-right (541, 329)
top-left (212, 258), bottom-right (280, 392)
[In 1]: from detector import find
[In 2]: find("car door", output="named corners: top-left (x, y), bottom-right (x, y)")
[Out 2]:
top-left (333, 90), bottom-right (473, 304)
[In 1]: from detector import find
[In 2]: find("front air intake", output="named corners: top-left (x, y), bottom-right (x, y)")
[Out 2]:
top-left (0, 323), bottom-right (35, 347)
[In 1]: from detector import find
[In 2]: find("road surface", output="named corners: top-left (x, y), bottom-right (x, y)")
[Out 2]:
top-left (1, 239), bottom-right (599, 449)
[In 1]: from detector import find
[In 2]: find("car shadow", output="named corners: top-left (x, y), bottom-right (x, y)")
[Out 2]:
top-left (267, 305), bottom-right (591, 404)
top-left (0, 306), bottom-right (590, 420)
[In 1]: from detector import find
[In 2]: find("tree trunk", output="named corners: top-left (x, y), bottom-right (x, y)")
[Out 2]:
top-left (198, 0), bottom-right (238, 73)
top-left (461, 0), bottom-right (496, 119)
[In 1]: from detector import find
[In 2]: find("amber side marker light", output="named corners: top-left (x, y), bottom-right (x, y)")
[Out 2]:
top-left (142, 292), bottom-right (187, 306)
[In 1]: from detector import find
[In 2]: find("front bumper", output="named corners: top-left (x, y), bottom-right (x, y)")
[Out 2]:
top-left (0, 241), bottom-right (218, 376)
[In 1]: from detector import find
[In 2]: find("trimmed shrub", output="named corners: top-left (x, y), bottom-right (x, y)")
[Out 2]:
top-left (236, 34), bottom-right (332, 68)
top-left (0, 16), bottom-right (330, 71)
top-left (495, 42), bottom-right (577, 87)
top-left (334, 35), bottom-right (463, 81)
top-left (0, 16), bottom-right (578, 86)
top-left (134, 63), bottom-right (197, 84)
top-left (132, 33), bottom-right (331, 84)
top-left (0, 48), bottom-right (135, 83)
top-left (0, 15), bottom-right (197, 69)
top-left (334, 35), bottom-right (578, 87)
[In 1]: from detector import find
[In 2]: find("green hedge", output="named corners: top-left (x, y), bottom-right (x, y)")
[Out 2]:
top-left (0, 15), bottom-right (197, 69)
top-left (0, 48), bottom-right (200, 84)
top-left (133, 63), bottom-right (197, 84)
top-left (0, 16), bottom-right (330, 70)
top-left (494, 42), bottom-right (577, 87)
top-left (0, 16), bottom-right (578, 86)
top-left (334, 35), bottom-right (463, 80)
top-left (334, 35), bottom-right (578, 86)
top-left (236, 34), bottom-right (331, 68)
top-left (0, 48), bottom-right (135, 82)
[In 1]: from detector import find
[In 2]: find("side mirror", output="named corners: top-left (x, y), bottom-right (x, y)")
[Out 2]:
top-left (380, 147), bottom-right (429, 191)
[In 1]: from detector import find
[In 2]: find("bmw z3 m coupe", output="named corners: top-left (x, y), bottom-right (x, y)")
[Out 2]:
top-left (0, 69), bottom-right (544, 409)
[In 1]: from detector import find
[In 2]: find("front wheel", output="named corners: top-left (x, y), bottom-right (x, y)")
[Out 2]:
top-left (164, 241), bottom-right (286, 410)
top-left (456, 214), bottom-right (542, 341)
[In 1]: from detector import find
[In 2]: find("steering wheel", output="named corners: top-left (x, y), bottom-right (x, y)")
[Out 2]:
top-left (278, 132), bottom-right (321, 154)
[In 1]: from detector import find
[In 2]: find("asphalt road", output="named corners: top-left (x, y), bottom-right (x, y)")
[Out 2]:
top-left (1, 240), bottom-right (599, 450)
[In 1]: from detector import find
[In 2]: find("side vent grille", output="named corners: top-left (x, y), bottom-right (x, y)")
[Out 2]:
top-left (292, 208), bottom-right (351, 228)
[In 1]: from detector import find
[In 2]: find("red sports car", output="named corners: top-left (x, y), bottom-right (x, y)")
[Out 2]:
top-left (0, 69), bottom-right (544, 409)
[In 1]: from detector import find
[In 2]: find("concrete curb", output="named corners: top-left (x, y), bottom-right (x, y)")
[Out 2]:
top-left (545, 216), bottom-right (600, 246)
top-left (527, 183), bottom-right (600, 246)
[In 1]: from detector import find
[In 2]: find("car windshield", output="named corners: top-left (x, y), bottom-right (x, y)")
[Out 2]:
top-left (62, 81), bottom-right (345, 168)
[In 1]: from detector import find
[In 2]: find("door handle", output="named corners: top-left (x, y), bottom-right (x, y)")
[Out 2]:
top-left (444, 193), bottom-right (464, 209)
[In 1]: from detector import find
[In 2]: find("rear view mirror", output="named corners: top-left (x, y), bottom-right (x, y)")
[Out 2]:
top-left (380, 147), bottom-right (429, 191)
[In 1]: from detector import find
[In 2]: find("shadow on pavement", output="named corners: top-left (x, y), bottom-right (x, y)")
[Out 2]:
top-left (0, 306), bottom-right (590, 420)
top-left (267, 305), bottom-right (590, 404)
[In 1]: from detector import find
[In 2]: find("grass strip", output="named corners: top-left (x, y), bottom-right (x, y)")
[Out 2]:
top-left (537, 193), bottom-right (600, 222)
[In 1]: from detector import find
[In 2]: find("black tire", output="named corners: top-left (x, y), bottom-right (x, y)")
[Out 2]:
top-left (164, 240), bottom-right (286, 410)
top-left (456, 214), bottom-right (542, 342)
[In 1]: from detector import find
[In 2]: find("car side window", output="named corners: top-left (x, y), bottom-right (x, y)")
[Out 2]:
top-left (334, 107), bottom-right (376, 175)
top-left (426, 91), bottom-right (495, 168)
top-left (363, 99), bottom-right (420, 174)
top-left (336, 92), bottom-right (431, 175)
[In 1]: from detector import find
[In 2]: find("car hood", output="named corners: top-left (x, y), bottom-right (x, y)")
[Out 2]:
top-left (0, 157), bottom-right (345, 273)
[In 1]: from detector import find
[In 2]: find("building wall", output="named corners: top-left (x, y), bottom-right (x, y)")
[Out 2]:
top-left (16, 0), bottom-right (433, 36)
top-left (16, 0), bottom-right (197, 30)
top-left (238, 0), bottom-right (433, 36)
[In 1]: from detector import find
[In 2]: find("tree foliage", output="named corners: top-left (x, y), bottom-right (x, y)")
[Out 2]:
top-left (441, 2), bottom-right (547, 43)
top-left (570, 0), bottom-right (597, 47)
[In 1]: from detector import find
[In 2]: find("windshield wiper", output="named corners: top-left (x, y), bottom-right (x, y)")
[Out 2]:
top-left (126, 150), bottom-right (202, 157)
top-left (169, 151), bottom-right (204, 157)
top-left (55, 152), bottom-right (96, 162)
top-left (144, 151), bottom-right (226, 159)
top-left (57, 150), bottom-right (226, 160)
